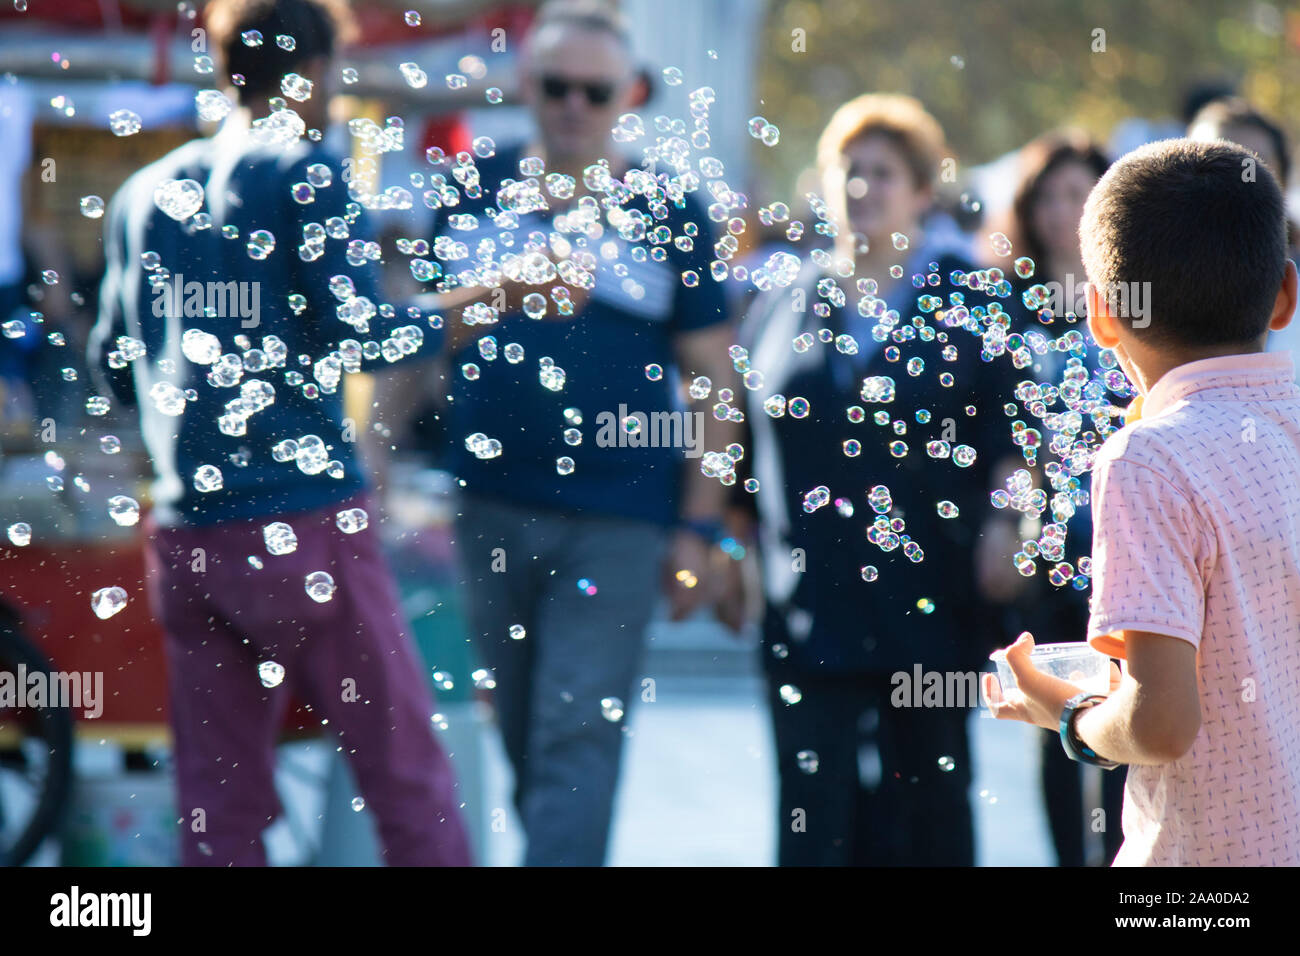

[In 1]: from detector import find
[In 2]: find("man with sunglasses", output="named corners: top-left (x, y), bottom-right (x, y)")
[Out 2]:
top-left (375, 0), bottom-right (737, 866)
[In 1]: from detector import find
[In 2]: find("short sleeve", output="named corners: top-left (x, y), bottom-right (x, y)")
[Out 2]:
top-left (1087, 455), bottom-right (1212, 656)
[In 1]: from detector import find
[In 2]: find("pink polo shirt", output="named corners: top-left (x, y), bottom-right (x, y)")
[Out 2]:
top-left (1088, 351), bottom-right (1300, 866)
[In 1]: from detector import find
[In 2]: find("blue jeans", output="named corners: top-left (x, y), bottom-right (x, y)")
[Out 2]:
top-left (456, 494), bottom-right (668, 866)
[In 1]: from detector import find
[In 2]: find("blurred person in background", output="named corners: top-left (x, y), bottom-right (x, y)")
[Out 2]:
top-left (1107, 78), bottom-right (1236, 161)
top-left (90, 0), bottom-right (470, 866)
top-left (734, 94), bottom-right (1024, 866)
top-left (1187, 97), bottom-right (1300, 367)
top-left (999, 129), bottom-right (1124, 866)
top-left (0, 86), bottom-right (39, 442)
top-left (373, 0), bottom-right (736, 867)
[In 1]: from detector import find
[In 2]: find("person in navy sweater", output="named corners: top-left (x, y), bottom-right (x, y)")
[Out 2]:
top-left (736, 94), bottom-right (1024, 865)
top-left (89, 0), bottom-right (470, 866)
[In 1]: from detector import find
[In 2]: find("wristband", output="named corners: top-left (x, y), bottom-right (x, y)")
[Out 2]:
top-left (1059, 692), bottom-right (1121, 769)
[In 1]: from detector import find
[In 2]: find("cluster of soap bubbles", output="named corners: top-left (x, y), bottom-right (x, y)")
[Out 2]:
top-left (38, 24), bottom-right (1141, 635)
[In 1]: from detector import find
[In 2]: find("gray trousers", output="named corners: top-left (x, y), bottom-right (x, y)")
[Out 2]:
top-left (456, 494), bottom-right (669, 866)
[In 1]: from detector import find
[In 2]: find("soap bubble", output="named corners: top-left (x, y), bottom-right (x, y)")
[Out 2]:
top-left (109, 108), bottom-right (142, 136)
top-left (305, 570), bottom-right (336, 603)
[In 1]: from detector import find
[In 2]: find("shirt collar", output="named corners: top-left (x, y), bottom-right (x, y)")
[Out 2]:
top-left (1135, 351), bottom-right (1297, 422)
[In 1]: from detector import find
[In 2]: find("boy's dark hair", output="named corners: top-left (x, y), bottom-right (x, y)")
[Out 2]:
top-left (1080, 138), bottom-right (1288, 349)
top-left (206, 0), bottom-right (356, 107)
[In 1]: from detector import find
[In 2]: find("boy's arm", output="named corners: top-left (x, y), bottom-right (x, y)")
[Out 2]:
top-left (1075, 630), bottom-right (1201, 764)
top-left (987, 448), bottom-right (1210, 764)
top-left (988, 628), bottom-right (1201, 764)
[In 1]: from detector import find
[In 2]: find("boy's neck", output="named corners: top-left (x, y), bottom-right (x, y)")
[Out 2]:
top-left (1123, 336), bottom-right (1268, 395)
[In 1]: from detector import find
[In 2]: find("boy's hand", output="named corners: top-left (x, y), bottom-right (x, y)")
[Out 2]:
top-left (981, 632), bottom-right (1118, 730)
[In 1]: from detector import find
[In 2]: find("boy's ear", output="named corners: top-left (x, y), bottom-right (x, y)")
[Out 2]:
top-left (1268, 259), bottom-right (1298, 332)
top-left (1086, 281), bottom-right (1122, 349)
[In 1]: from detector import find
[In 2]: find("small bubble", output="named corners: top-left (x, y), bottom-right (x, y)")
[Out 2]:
top-left (258, 661), bottom-right (285, 688)
top-left (305, 570), bottom-right (336, 603)
top-left (91, 586), bottom-right (128, 620)
top-left (107, 495), bottom-right (140, 527)
top-left (109, 108), bottom-right (143, 136)
top-left (192, 464), bottom-right (223, 493)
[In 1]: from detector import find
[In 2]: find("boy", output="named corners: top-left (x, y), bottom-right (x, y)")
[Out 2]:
top-left (984, 138), bottom-right (1300, 866)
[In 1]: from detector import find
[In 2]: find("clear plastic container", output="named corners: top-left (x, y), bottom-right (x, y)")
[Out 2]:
top-left (990, 642), bottom-right (1111, 697)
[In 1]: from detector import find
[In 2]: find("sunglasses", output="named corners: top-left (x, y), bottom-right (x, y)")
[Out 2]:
top-left (539, 74), bottom-right (617, 106)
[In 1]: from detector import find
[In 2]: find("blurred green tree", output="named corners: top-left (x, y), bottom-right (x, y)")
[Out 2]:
top-left (754, 0), bottom-right (1298, 195)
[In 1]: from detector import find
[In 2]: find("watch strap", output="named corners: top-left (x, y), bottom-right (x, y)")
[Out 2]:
top-left (1060, 692), bottom-right (1121, 769)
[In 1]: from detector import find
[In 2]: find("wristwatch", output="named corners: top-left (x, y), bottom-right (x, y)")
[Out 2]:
top-left (1059, 692), bottom-right (1121, 769)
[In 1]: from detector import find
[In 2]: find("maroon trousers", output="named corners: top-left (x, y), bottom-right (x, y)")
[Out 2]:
top-left (143, 493), bottom-right (471, 866)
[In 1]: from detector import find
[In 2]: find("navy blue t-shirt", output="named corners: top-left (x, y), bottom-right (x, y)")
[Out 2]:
top-left (432, 147), bottom-right (729, 526)
top-left (90, 122), bottom-right (438, 526)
